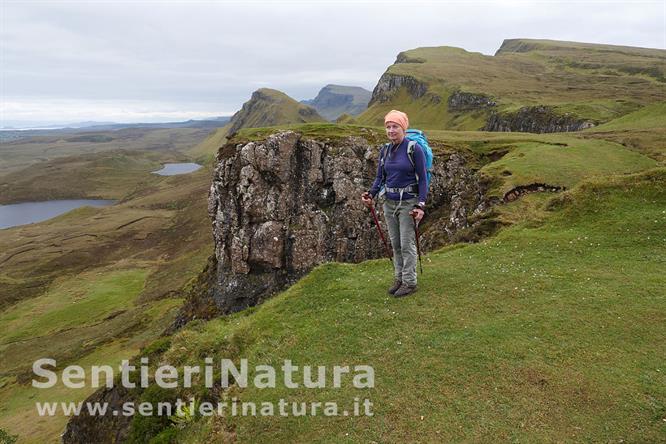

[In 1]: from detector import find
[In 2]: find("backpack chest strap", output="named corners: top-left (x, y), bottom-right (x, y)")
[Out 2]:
top-left (385, 184), bottom-right (418, 194)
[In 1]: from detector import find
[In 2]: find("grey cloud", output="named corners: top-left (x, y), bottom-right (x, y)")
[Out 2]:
top-left (1, 1), bottom-right (664, 124)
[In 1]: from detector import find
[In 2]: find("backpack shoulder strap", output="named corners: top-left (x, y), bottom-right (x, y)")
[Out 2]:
top-left (380, 143), bottom-right (390, 160)
top-left (407, 140), bottom-right (416, 162)
top-left (380, 143), bottom-right (390, 183)
top-left (407, 140), bottom-right (419, 183)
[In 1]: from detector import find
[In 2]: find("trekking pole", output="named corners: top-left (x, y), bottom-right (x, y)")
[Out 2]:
top-left (412, 215), bottom-right (424, 275)
top-left (369, 203), bottom-right (393, 261)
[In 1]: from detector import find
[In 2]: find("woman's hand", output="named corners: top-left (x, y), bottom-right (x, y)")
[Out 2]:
top-left (361, 192), bottom-right (373, 208)
top-left (410, 207), bottom-right (425, 223)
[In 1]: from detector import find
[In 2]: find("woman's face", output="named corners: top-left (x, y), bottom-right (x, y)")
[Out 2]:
top-left (385, 122), bottom-right (405, 144)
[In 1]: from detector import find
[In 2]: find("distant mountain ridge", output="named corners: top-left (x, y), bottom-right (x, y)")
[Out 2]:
top-left (0, 118), bottom-right (231, 143)
top-left (1, 118), bottom-right (230, 131)
top-left (495, 38), bottom-right (665, 57)
top-left (227, 88), bottom-right (325, 134)
top-left (301, 84), bottom-right (371, 120)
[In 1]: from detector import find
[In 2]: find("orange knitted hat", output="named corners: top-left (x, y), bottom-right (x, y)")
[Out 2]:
top-left (384, 110), bottom-right (409, 131)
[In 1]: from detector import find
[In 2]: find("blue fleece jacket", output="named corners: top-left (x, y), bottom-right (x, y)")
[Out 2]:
top-left (368, 138), bottom-right (428, 204)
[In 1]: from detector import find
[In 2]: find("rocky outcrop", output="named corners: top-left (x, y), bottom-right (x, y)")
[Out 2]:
top-left (484, 106), bottom-right (596, 133)
top-left (62, 384), bottom-right (137, 443)
top-left (503, 183), bottom-right (565, 202)
top-left (419, 154), bottom-right (495, 249)
top-left (369, 72), bottom-right (435, 106)
top-left (175, 131), bottom-right (487, 323)
top-left (448, 91), bottom-right (496, 111)
top-left (205, 132), bottom-right (379, 315)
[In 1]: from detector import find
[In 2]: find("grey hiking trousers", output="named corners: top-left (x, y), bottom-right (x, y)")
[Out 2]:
top-left (382, 197), bottom-right (418, 286)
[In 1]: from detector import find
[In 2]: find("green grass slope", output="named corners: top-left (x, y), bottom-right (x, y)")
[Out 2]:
top-left (579, 102), bottom-right (666, 162)
top-left (186, 124), bottom-right (231, 164)
top-left (357, 39), bottom-right (665, 130)
top-left (476, 136), bottom-right (656, 198)
top-left (133, 168), bottom-right (665, 442)
top-left (0, 265), bottom-right (183, 442)
top-left (587, 102), bottom-right (666, 131)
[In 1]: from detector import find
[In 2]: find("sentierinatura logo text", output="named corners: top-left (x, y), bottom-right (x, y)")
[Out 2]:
top-left (32, 358), bottom-right (375, 389)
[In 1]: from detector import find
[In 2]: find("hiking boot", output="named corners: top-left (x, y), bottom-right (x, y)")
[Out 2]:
top-left (387, 280), bottom-right (402, 295)
top-left (393, 283), bottom-right (417, 298)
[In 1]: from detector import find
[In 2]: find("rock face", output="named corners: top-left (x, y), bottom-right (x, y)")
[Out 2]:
top-left (484, 106), bottom-right (596, 133)
top-left (301, 85), bottom-right (371, 120)
top-left (503, 183), bottom-right (565, 202)
top-left (369, 72), bottom-right (435, 106)
top-left (205, 131), bottom-right (378, 315)
top-left (448, 91), bottom-right (496, 111)
top-left (62, 385), bottom-right (136, 443)
top-left (176, 131), bottom-right (488, 322)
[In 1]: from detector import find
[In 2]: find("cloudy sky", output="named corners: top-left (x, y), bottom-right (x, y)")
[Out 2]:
top-left (1, 0), bottom-right (664, 127)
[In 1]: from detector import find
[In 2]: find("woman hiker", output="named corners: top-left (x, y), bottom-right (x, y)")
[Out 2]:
top-left (361, 110), bottom-right (428, 297)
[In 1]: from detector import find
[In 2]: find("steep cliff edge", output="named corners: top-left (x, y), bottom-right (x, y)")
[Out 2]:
top-left (175, 129), bottom-right (489, 323)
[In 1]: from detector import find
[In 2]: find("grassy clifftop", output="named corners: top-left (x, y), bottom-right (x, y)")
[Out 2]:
top-left (357, 39), bottom-right (665, 130)
top-left (495, 38), bottom-right (665, 58)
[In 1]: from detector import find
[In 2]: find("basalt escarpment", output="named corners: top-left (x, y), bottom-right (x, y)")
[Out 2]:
top-left (485, 106), bottom-right (596, 133)
top-left (175, 131), bottom-right (488, 324)
top-left (369, 72), bottom-right (437, 105)
top-left (448, 91), bottom-right (496, 111)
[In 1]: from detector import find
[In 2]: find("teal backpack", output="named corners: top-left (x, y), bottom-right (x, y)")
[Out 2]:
top-left (405, 129), bottom-right (434, 187)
